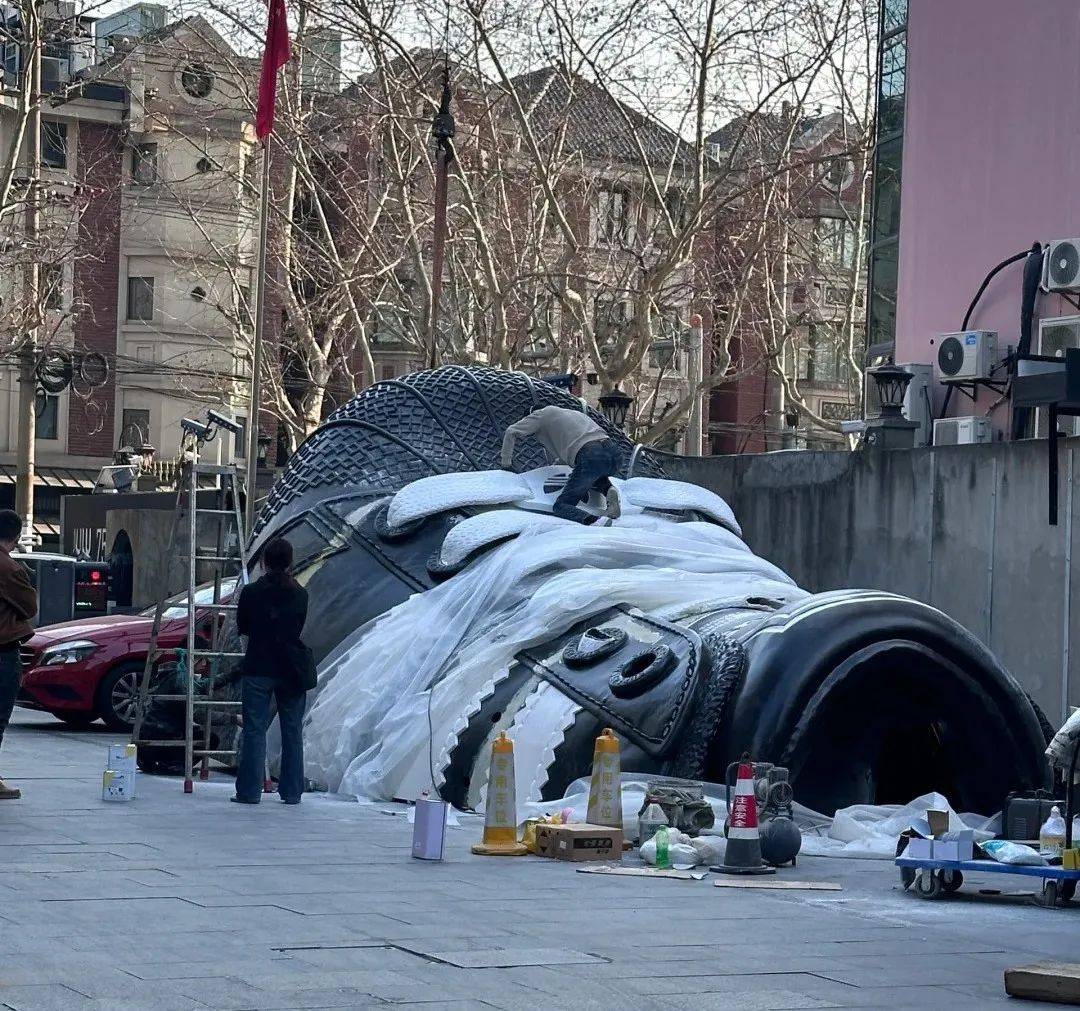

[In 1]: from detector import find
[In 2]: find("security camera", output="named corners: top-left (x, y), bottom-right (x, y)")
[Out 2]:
top-left (207, 409), bottom-right (242, 435)
top-left (180, 417), bottom-right (213, 439)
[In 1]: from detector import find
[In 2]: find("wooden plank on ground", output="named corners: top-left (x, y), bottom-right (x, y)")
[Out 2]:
top-left (576, 865), bottom-right (707, 881)
top-left (1005, 963), bottom-right (1080, 1005)
top-left (713, 879), bottom-right (841, 891)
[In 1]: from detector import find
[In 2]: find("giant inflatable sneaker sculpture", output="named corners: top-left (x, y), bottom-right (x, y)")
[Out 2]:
top-left (250, 366), bottom-right (1048, 815)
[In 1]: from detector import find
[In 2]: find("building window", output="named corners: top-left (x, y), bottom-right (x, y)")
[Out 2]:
top-left (648, 341), bottom-right (677, 371)
top-left (866, 0), bottom-right (908, 360)
top-left (120, 408), bottom-right (151, 449)
top-left (868, 242), bottom-right (898, 353)
top-left (35, 393), bottom-right (59, 440)
top-left (379, 364), bottom-right (397, 381)
top-left (41, 120), bottom-right (67, 169)
top-left (798, 326), bottom-right (842, 384)
top-left (181, 63), bottom-right (214, 99)
top-left (817, 218), bottom-right (859, 270)
top-left (662, 189), bottom-right (687, 231)
top-left (594, 294), bottom-right (628, 343)
top-left (596, 188), bottom-right (629, 246)
top-left (132, 142), bottom-right (157, 184)
top-left (237, 286), bottom-right (252, 328)
top-left (126, 276), bottom-right (154, 322)
top-left (42, 262), bottom-right (63, 310)
top-left (233, 416), bottom-right (247, 460)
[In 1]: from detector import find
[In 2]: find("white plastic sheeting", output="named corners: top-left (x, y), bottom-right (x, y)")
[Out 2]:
top-left (609, 476), bottom-right (742, 536)
top-left (385, 470), bottom-right (532, 530)
top-left (1047, 707), bottom-right (1080, 771)
top-left (435, 510), bottom-right (566, 569)
top-left (303, 490), bottom-right (805, 802)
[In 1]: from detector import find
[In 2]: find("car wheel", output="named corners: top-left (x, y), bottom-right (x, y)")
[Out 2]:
top-left (56, 711), bottom-right (97, 729)
top-left (96, 661), bottom-right (145, 732)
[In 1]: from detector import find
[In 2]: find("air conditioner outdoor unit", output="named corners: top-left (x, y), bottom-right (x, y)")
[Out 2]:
top-left (865, 362), bottom-right (934, 447)
top-left (934, 330), bottom-right (998, 381)
top-left (1035, 314), bottom-right (1080, 438)
top-left (1043, 238), bottom-right (1080, 293)
top-left (933, 416), bottom-right (991, 446)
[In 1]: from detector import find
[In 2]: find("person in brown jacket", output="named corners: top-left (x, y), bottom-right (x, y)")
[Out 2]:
top-left (0, 510), bottom-right (37, 799)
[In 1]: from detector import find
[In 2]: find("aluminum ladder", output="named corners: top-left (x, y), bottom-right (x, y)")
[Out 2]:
top-left (131, 461), bottom-right (250, 792)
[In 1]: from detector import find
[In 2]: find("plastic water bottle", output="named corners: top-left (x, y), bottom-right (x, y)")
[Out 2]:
top-left (1039, 805), bottom-right (1067, 858)
top-left (638, 802), bottom-right (668, 846)
top-left (654, 825), bottom-right (671, 870)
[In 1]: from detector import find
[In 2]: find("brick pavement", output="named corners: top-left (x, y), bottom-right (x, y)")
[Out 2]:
top-left (0, 709), bottom-right (1071, 1010)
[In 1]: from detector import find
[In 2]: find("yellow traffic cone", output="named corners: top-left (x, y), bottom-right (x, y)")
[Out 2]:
top-left (586, 728), bottom-right (622, 829)
top-left (472, 732), bottom-right (528, 856)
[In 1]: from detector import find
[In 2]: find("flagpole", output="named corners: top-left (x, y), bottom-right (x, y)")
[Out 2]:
top-left (244, 136), bottom-right (272, 537)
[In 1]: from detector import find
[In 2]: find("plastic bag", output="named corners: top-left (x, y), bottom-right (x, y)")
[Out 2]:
top-left (641, 827), bottom-right (699, 869)
top-left (981, 839), bottom-right (1047, 866)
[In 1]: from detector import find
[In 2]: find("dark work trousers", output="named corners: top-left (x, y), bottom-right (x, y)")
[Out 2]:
top-left (236, 676), bottom-right (306, 803)
top-left (0, 648), bottom-right (19, 752)
top-left (553, 439), bottom-right (621, 524)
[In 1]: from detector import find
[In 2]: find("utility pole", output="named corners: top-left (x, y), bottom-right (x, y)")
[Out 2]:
top-left (428, 64), bottom-right (454, 369)
top-left (15, 1), bottom-right (42, 551)
top-left (686, 314), bottom-right (704, 455)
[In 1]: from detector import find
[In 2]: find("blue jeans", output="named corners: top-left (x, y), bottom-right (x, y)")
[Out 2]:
top-left (236, 676), bottom-right (306, 803)
top-left (554, 439), bottom-right (621, 524)
top-left (0, 648), bottom-right (20, 752)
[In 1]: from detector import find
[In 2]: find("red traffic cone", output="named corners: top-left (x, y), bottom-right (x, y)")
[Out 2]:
top-left (715, 757), bottom-right (775, 876)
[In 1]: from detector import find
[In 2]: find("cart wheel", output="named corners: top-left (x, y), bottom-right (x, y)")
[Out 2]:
top-left (900, 867), bottom-right (916, 890)
top-left (1061, 880), bottom-right (1076, 903)
top-left (913, 871), bottom-right (943, 899)
top-left (940, 869), bottom-right (964, 893)
top-left (1034, 880), bottom-right (1059, 908)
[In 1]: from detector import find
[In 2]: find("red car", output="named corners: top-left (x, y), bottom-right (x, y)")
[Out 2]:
top-left (18, 579), bottom-right (238, 731)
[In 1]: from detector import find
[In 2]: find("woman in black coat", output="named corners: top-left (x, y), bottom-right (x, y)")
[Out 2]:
top-left (232, 537), bottom-right (309, 804)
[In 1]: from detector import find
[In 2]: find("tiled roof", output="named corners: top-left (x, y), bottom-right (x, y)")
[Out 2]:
top-left (510, 68), bottom-right (693, 168)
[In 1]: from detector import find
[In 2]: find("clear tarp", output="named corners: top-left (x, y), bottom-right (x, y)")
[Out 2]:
top-left (303, 486), bottom-right (805, 802)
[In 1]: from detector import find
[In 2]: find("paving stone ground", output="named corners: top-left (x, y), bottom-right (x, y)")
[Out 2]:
top-left (0, 709), bottom-right (1074, 1010)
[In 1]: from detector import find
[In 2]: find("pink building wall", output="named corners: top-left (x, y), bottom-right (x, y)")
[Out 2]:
top-left (897, 0), bottom-right (1080, 424)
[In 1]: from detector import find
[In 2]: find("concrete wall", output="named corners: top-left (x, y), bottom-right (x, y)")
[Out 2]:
top-left (897, 0), bottom-right (1080, 421)
top-left (665, 440), bottom-right (1080, 723)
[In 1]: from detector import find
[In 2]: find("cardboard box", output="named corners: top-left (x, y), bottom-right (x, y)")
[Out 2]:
top-left (1064, 848), bottom-right (1080, 871)
top-left (107, 744), bottom-right (137, 776)
top-left (926, 809), bottom-right (950, 837)
top-left (534, 823), bottom-right (622, 862)
top-left (904, 837), bottom-right (933, 860)
top-left (102, 769), bottom-right (134, 802)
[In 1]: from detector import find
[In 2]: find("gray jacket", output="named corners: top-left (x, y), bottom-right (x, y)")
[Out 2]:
top-left (500, 406), bottom-right (607, 468)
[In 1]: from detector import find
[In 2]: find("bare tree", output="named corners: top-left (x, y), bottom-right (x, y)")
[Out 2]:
top-left (148, 0), bottom-right (875, 452)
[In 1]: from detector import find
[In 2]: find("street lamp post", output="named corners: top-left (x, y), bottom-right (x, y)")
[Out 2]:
top-left (864, 364), bottom-right (918, 450)
top-left (598, 387), bottom-right (634, 430)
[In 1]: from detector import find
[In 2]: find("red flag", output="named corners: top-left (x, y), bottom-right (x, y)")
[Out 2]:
top-left (255, 0), bottom-right (291, 140)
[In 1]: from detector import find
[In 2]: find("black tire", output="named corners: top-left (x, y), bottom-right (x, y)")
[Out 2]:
top-left (95, 661), bottom-right (145, 732)
top-left (1033, 880), bottom-right (1059, 908)
top-left (940, 869), bottom-right (963, 893)
top-left (913, 872), bottom-right (943, 899)
top-left (55, 711), bottom-right (97, 728)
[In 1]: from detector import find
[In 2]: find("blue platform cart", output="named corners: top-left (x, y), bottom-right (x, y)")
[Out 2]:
top-left (895, 855), bottom-right (1080, 907)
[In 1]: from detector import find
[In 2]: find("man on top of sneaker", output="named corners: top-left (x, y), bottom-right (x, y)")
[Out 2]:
top-left (500, 405), bottom-right (622, 525)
